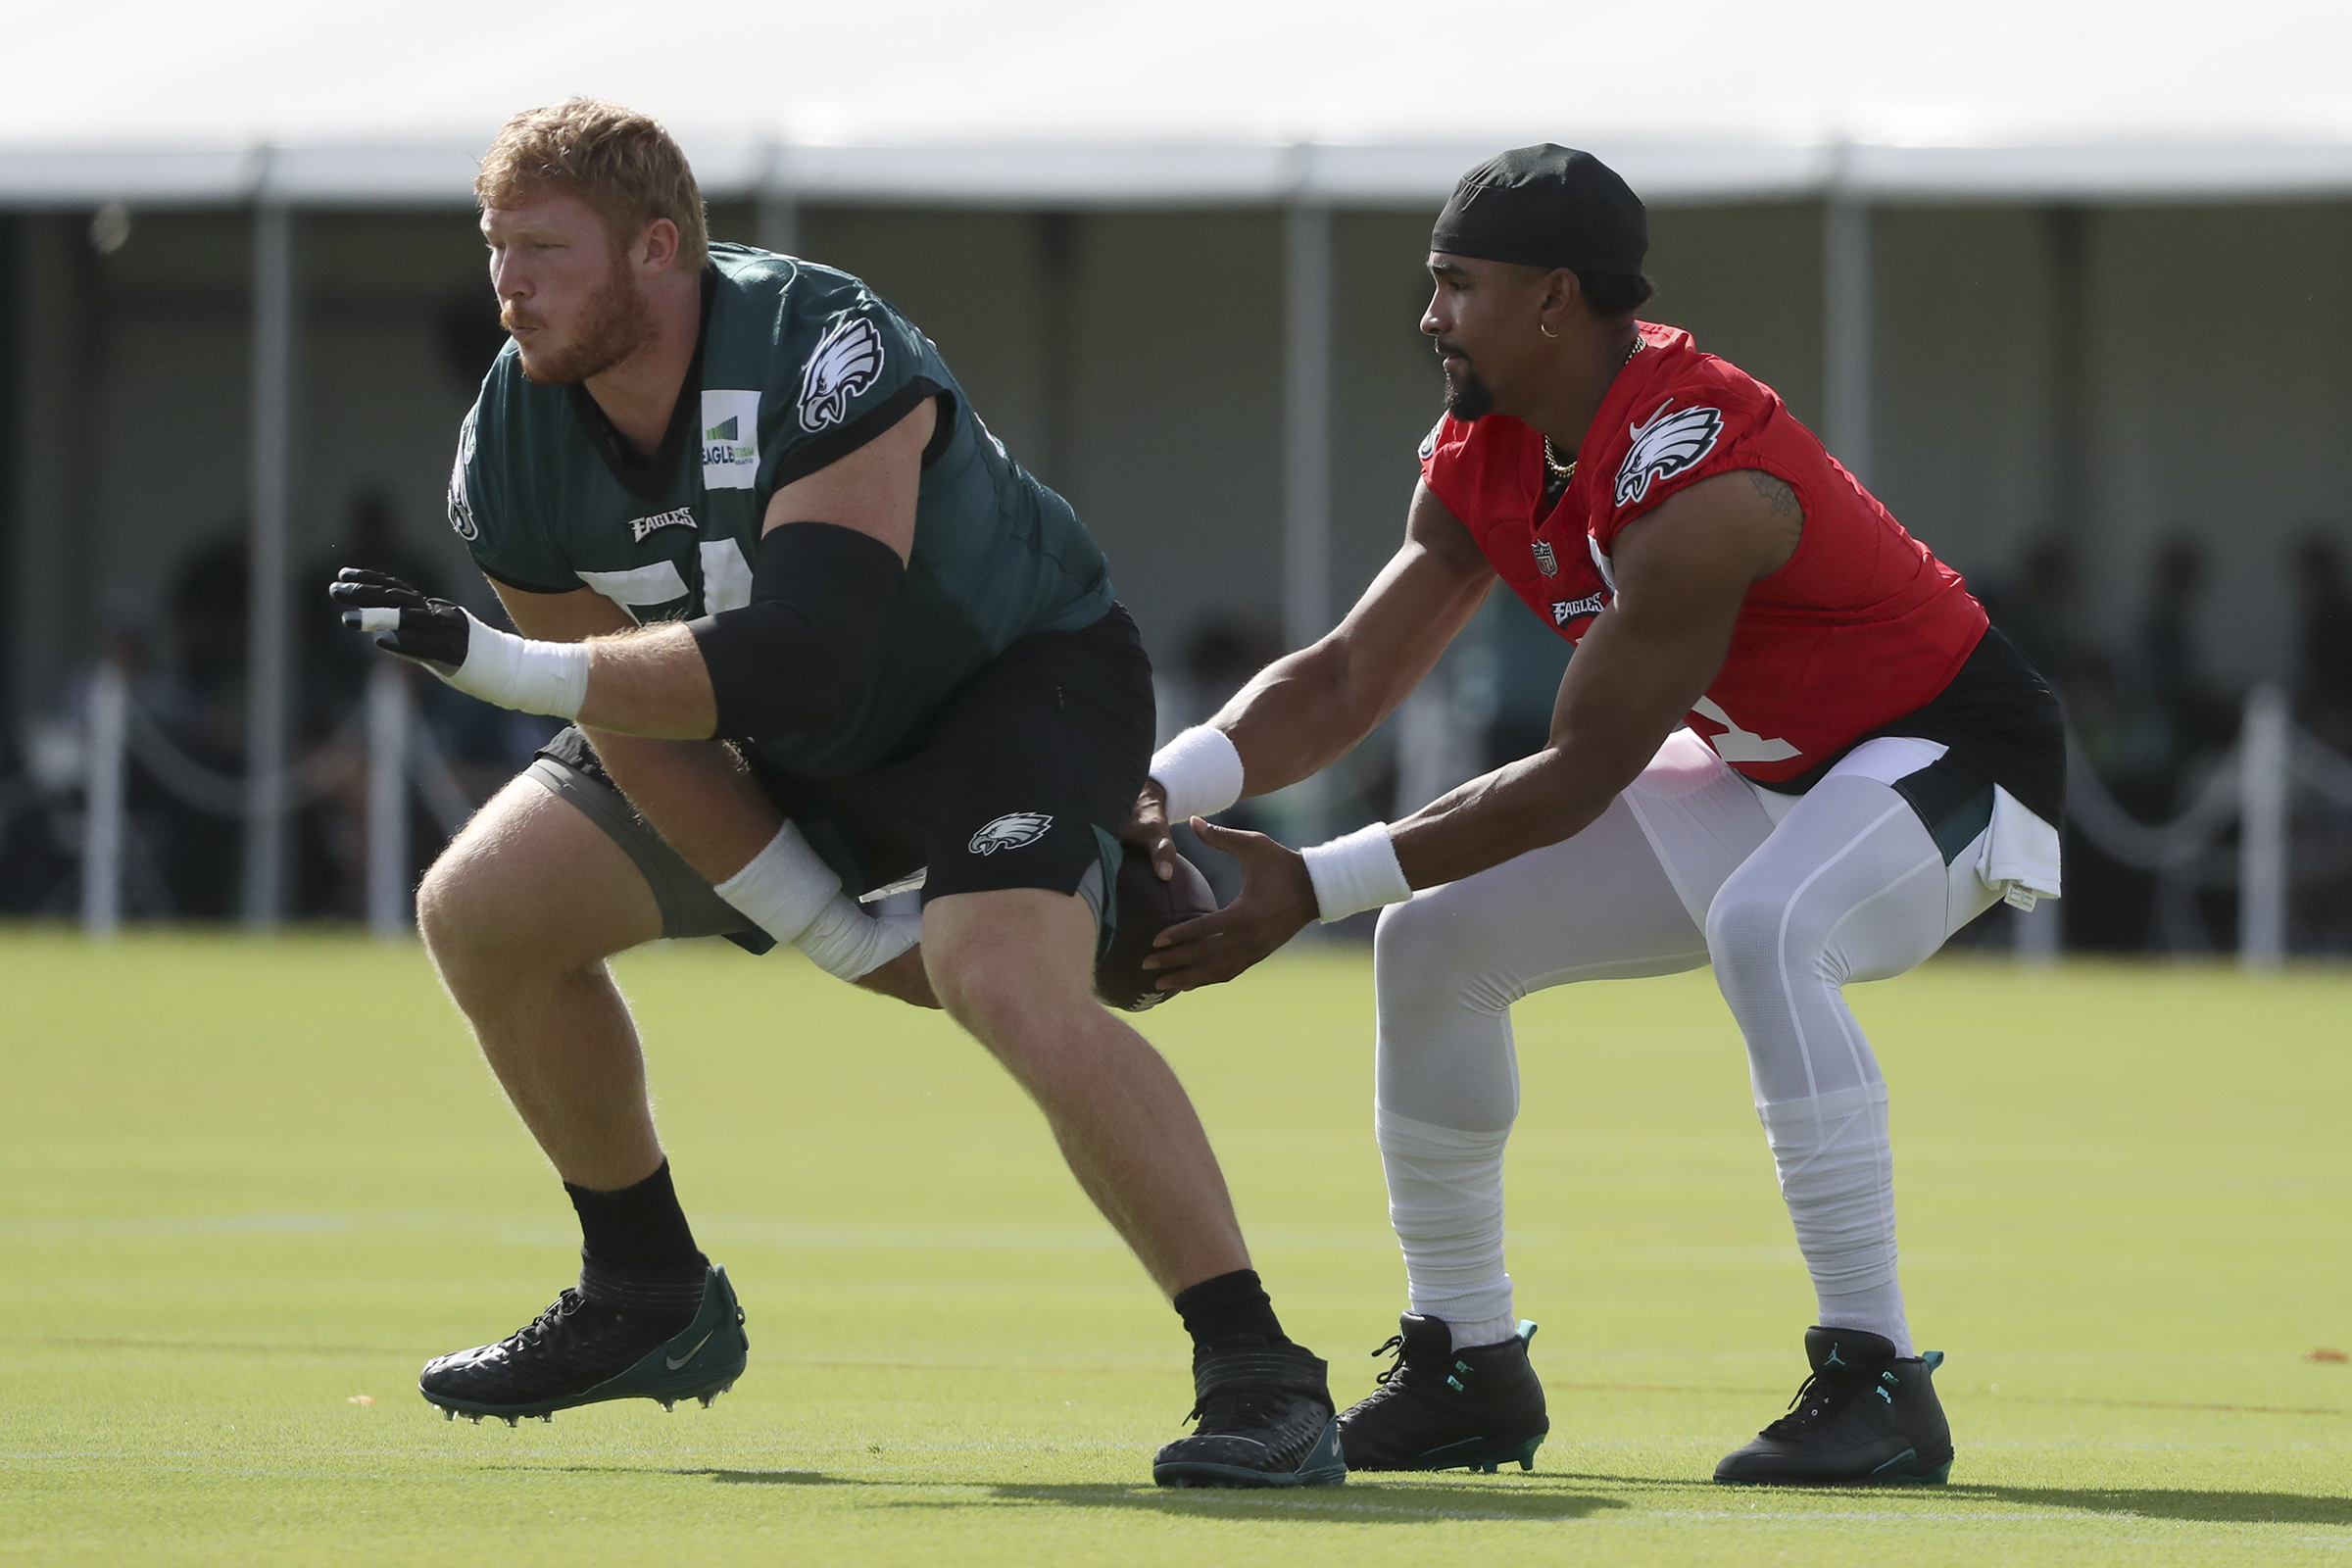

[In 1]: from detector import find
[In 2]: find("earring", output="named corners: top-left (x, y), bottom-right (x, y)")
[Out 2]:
top-left (1539, 321), bottom-right (1558, 339)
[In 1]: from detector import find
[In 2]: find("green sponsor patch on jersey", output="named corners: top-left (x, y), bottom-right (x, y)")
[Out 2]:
top-left (451, 244), bottom-right (1114, 778)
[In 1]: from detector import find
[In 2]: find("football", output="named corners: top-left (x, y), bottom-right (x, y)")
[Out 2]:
top-left (1094, 844), bottom-right (1219, 1011)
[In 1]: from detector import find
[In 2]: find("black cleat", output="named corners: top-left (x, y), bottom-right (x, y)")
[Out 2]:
top-left (1152, 1338), bottom-right (1347, 1489)
top-left (1337, 1313), bottom-right (1547, 1473)
top-left (419, 1262), bottom-right (747, 1423)
top-left (1714, 1326), bottom-right (1952, 1486)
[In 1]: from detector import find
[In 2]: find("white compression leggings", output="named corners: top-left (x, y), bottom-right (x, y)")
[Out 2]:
top-left (1373, 730), bottom-right (1999, 1355)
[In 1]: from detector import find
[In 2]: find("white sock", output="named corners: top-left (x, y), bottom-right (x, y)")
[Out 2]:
top-left (1756, 1083), bottom-right (1914, 1356)
top-left (1446, 1313), bottom-right (1521, 1351)
top-left (1375, 1106), bottom-right (1515, 1342)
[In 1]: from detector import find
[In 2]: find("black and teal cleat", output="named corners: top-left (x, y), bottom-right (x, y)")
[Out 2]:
top-left (419, 1262), bottom-right (748, 1426)
top-left (1152, 1339), bottom-right (1347, 1489)
top-left (1337, 1314), bottom-right (1547, 1474)
top-left (1713, 1326), bottom-right (1953, 1486)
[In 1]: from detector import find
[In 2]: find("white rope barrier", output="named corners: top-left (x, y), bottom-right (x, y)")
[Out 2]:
top-left (404, 710), bottom-right (480, 841)
top-left (2294, 731), bottom-right (2352, 808)
top-left (67, 671), bottom-right (491, 931)
top-left (124, 704), bottom-right (261, 819)
top-left (47, 662), bottom-right (2352, 953)
top-left (2060, 731), bottom-right (2243, 871)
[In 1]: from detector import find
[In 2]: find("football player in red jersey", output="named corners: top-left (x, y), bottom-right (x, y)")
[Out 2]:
top-left (1131, 146), bottom-right (2065, 1486)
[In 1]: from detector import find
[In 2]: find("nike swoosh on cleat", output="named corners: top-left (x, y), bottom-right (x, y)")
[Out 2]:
top-left (665, 1331), bottom-right (716, 1371)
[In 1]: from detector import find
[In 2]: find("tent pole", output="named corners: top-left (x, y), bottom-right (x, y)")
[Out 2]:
top-left (14, 218), bottom-right (90, 730)
top-left (757, 142), bottom-right (799, 255)
top-left (2045, 206), bottom-right (2088, 532)
top-left (242, 195), bottom-right (294, 930)
top-left (1822, 193), bottom-right (1872, 485)
top-left (756, 187), bottom-right (798, 257)
top-left (1282, 200), bottom-right (1333, 842)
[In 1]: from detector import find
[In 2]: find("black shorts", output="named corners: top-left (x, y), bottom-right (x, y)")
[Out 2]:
top-left (535, 603), bottom-right (1155, 950)
top-left (1753, 625), bottom-right (2067, 828)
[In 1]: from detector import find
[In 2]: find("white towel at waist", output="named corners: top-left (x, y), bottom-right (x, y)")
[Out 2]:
top-left (1981, 786), bottom-right (2062, 911)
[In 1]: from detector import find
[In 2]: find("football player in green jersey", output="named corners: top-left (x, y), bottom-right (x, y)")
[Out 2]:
top-left (331, 99), bottom-right (1340, 1488)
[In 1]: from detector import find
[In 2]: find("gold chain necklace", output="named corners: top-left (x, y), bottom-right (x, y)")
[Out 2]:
top-left (1543, 334), bottom-right (1645, 480)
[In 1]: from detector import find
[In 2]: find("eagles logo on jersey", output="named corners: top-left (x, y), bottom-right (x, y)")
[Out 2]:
top-left (1615, 401), bottom-right (1723, 508)
top-left (798, 317), bottom-right (886, 432)
top-left (969, 811), bottom-right (1054, 856)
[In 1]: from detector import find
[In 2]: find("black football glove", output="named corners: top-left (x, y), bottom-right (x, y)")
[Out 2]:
top-left (328, 567), bottom-right (471, 673)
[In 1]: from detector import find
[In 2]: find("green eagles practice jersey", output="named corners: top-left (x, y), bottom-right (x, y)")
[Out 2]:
top-left (448, 243), bottom-right (1115, 777)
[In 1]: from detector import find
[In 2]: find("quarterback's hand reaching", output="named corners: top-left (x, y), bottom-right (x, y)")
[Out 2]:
top-left (329, 568), bottom-right (472, 672)
top-left (1141, 817), bottom-right (1316, 992)
top-left (1120, 781), bottom-right (1180, 882)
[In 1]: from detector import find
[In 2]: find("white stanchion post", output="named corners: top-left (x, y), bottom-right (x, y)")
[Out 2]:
top-left (366, 662), bottom-right (412, 941)
top-left (2237, 682), bottom-right (2289, 970)
top-left (80, 661), bottom-right (128, 939)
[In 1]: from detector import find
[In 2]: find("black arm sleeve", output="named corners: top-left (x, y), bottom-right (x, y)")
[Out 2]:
top-left (688, 521), bottom-right (906, 741)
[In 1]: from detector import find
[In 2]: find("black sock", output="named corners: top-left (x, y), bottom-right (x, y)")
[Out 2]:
top-left (564, 1159), bottom-right (707, 1274)
top-left (1173, 1269), bottom-right (1289, 1353)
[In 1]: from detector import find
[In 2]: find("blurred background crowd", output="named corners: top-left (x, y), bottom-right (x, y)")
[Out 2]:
top-left (4, 191), bottom-right (2351, 956)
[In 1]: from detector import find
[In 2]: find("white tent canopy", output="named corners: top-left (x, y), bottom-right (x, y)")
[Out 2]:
top-left (5, 0), bottom-right (2352, 208)
top-left (13, 0), bottom-right (2352, 926)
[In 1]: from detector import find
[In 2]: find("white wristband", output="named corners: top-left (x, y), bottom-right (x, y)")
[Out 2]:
top-left (1149, 725), bottom-right (1246, 824)
top-left (445, 612), bottom-right (590, 719)
top-left (713, 822), bottom-right (842, 947)
top-left (1299, 821), bottom-right (1412, 922)
top-left (794, 896), bottom-right (922, 980)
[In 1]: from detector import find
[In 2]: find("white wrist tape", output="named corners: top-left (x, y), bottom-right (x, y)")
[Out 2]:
top-left (794, 895), bottom-right (922, 980)
top-left (1300, 821), bottom-right (1412, 922)
top-left (1149, 725), bottom-right (1246, 824)
top-left (713, 822), bottom-right (843, 947)
top-left (447, 612), bottom-right (590, 719)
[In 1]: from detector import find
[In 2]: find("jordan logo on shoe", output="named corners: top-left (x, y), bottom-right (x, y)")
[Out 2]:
top-left (665, 1331), bottom-right (715, 1370)
top-left (1824, 1343), bottom-right (1846, 1367)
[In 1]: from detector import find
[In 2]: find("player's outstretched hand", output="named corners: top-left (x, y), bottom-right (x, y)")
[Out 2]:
top-left (1142, 817), bottom-right (1316, 993)
top-left (327, 567), bottom-right (471, 673)
top-left (1120, 782), bottom-right (1180, 882)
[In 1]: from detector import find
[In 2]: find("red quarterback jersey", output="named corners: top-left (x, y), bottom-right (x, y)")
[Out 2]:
top-left (1420, 322), bottom-right (1989, 784)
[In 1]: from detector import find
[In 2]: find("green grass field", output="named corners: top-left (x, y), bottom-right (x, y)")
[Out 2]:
top-left (2, 931), bottom-right (2347, 1565)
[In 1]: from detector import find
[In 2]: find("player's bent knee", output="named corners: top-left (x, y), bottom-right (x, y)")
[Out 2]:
top-left (1705, 884), bottom-right (1847, 996)
top-left (932, 961), bottom-right (1062, 1045)
top-left (415, 847), bottom-right (538, 981)
top-left (1374, 888), bottom-right (1489, 1002)
top-left (416, 831), bottom-right (626, 985)
top-left (922, 889), bottom-right (1099, 1043)
top-left (1703, 887), bottom-right (1788, 987)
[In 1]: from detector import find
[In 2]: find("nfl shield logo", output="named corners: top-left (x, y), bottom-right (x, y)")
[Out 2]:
top-left (1532, 539), bottom-right (1558, 577)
